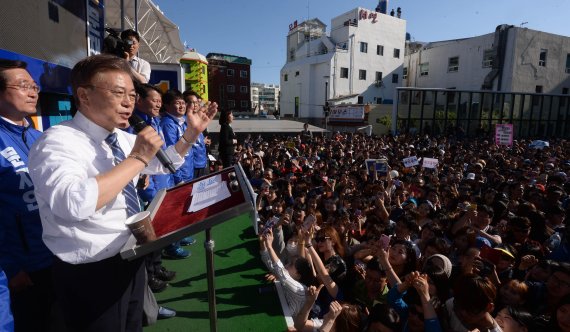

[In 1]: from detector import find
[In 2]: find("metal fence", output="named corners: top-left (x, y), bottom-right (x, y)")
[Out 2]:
top-left (393, 88), bottom-right (570, 138)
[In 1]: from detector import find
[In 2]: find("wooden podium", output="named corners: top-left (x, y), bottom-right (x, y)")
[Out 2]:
top-left (120, 164), bottom-right (256, 332)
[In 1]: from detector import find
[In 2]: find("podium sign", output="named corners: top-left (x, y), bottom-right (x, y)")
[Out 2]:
top-left (120, 164), bottom-right (256, 260)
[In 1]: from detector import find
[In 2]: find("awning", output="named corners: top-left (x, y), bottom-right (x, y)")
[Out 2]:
top-left (104, 0), bottom-right (185, 64)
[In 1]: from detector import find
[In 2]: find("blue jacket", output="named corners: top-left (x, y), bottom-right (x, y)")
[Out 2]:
top-left (0, 117), bottom-right (53, 279)
top-left (192, 132), bottom-right (208, 169)
top-left (126, 110), bottom-right (173, 202)
top-left (160, 114), bottom-right (193, 185)
top-left (0, 269), bottom-right (14, 332)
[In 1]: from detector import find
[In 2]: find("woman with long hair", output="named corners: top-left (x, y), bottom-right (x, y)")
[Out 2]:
top-left (218, 109), bottom-right (236, 168)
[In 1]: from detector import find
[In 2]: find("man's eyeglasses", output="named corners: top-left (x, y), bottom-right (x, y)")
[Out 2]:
top-left (84, 85), bottom-right (137, 102)
top-left (5, 82), bottom-right (40, 94)
top-left (315, 236), bottom-right (330, 243)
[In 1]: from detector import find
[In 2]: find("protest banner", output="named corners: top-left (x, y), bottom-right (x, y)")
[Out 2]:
top-left (402, 156), bottom-right (419, 168)
top-left (422, 157), bottom-right (439, 169)
top-left (495, 124), bottom-right (513, 146)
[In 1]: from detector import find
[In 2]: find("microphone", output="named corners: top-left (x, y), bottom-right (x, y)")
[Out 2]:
top-left (128, 114), bottom-right (176, 174)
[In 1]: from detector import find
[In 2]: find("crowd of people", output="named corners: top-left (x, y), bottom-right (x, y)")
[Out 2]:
top-left (248, 130), bottom-right (570, 332)
top-left (1, 28), bottom-right (569, 331)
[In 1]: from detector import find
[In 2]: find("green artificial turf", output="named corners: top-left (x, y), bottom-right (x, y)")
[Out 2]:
top-left (145, 214), bottom-right (287, 332)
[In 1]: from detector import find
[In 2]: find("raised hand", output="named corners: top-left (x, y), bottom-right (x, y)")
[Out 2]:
top-left (306, 284), bottom-right (324, 304)
top-left (412, 273), bottom-right (430, 300)
top-left (185, 101), bottom-right (218, 140)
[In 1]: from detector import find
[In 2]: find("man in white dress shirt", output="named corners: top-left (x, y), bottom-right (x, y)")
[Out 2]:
top-left (28, 54), bottom-right (217, 331)
top-left (121, 29), bottom-right (151, 84)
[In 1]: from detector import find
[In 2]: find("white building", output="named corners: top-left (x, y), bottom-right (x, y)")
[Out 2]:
top-left (251, 83), bottom-right (280, 114)
top-left (404, 25), bottom-right (570, 94)
top-left (280, 6), bottom-right (406, 120)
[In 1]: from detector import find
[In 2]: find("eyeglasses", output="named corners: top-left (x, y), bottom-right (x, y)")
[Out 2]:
top-left (315, 236), bottom-right (330, 243)
top-left (85, 85), bottom-right (137, 102)
top-left (5, 82), bottom-right (40, 94)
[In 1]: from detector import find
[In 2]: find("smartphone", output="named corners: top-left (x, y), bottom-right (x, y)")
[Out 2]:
top-left (303, 214), bottom-right (316, 230)
top-left (262, 215), bottom-right (280, 236)
top-left (480, 245), bottom-right (501, 266)
top-left (378, 234), bottom-right (391, 251)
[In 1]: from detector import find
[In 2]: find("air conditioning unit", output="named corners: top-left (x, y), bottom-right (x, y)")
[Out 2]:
top-left (375, 80), bottom-right (383, 87)
top-left (448, 66), bottom-right (459, 72)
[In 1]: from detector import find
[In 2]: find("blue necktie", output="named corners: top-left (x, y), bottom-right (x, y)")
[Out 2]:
top-left (105, 133), bottom-right (141, 217)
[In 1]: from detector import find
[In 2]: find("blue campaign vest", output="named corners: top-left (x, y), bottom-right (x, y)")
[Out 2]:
top-left (160, 114), bottom-right (194, 185)
top-left (0, 117), bottom-right (53, 278)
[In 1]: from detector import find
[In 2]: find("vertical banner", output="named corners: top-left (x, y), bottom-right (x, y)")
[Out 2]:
top-left (495, 124), bottom-right (514, 146)
top-left (86, 0), bottom-right (105, 56)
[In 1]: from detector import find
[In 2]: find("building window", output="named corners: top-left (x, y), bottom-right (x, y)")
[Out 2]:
top-left (241, 100), bottom-right (248, 108)
top-left (536, 85), bottom-right (543, 93)
top-left (284, 74), bottom-right (288, 81)
top-left (539, 49), bottom-right (547, 67)
top-left (483, 49), bottom-right (494, 68)
top-left (359, 70), bottom-right (367, 80)
top-left (402, 67), bottom-right (408, 79)
top-left (358, 96), bottom-right (364, 104)
top-left (340, 67), bottom-right (349, 78)
top-left (393, 48), bottom-right (400, 58)
top-left (566, 54), bottom-right (570, 73)
top-left (420, 62), bottom-right (429, 76)
top-left (360, 42), bottom-right (368, 53)
top-left (240, 86), bottom-right (248, 93)
top-left (227, 85), bottom-right (235, 93)
top-left (228, 100), bottom-right (235, 108)
top-left (376, 97), bottom-right (383, 104)
top-left (448, 56), bottom-right (459, 72)
top-left (377, 45), bottom-right (384, 56)
top-left (392, 74), bottom-right (398, 83)
top-left (295, 71), bottom-right (300, 77)
top-left (240, 70), bottom-right (248, 78)
top-left (563, 87), bottom-right (569, 95)
top-left (289, 49), bottom-right (295, 61)
top-left (375, 71), bottom-right (383, 82)
top-left (227, 69), bottom-right (235, 76)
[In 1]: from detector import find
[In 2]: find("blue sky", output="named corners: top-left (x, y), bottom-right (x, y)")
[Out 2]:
top-left (153, 0), bottom-right (569, 85)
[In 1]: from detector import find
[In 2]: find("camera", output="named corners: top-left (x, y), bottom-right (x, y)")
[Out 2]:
top-left (103, 28), bottom-right (133, 58)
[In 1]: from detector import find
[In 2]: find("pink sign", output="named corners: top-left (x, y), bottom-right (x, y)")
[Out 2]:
top-left (495, 124), bottom-right (513, 146)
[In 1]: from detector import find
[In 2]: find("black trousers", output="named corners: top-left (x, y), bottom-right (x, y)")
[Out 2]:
top-left (53, 254), bottom-right (145, 332)
top-left (11, 266), bottom-right (58, 332)
top-left (145, 251), bottom-right (162, 278)
top-left (194, 167), bottom-right (208, 179)
top-left (220, 154), bottom-right (233, 168)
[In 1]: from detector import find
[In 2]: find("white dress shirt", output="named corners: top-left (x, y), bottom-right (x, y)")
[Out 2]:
top-left (260, 249), bottom-right (306, 316)
top-left (28, 111), bottom-right (184, 264)
top-left (129, 56), bottom-right (151, 83)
